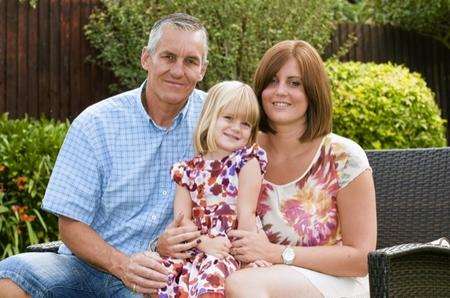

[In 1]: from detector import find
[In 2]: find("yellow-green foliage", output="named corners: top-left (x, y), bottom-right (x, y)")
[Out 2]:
top-left (327, 60), bottom-right (447, 149)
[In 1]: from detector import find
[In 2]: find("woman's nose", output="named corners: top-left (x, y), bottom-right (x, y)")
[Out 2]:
top-left (275, 82), bottom-right (288, 95)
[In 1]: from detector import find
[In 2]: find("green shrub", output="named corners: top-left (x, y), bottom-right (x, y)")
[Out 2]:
top-left (84, 0), bottom-right (337, 91)
top-left (327, 60), bottom-right (447, 149)
top-left (0, 114), bottom-right (68, 258)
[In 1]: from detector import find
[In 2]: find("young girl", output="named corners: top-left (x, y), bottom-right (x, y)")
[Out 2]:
top-left (158, 81), bottom-right (268, 297)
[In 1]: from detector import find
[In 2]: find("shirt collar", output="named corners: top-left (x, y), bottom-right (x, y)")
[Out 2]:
top-left (137, 80), bottom-right (192, 130)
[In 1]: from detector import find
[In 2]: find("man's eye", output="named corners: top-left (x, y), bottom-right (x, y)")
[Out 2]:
top-left (164, 55), bottom-right (175, 61)
top-left (186, 58), bottom-right (199, 65)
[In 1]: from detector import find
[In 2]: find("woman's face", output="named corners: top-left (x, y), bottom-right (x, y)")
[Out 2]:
top-left (261, 57), bottom-right (308, 129)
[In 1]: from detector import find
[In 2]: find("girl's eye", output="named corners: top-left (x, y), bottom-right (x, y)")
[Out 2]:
top-left (223, 115), bottom-right (233, 121)
top-left (241, 122), bottom-right (251, 128)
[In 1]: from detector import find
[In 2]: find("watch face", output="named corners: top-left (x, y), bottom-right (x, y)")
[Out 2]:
top-left (282, 246), bottom-right (295, 264)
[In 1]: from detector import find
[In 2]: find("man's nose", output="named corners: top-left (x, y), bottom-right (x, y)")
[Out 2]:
top-left (170, 60), bottom-right (184, 77)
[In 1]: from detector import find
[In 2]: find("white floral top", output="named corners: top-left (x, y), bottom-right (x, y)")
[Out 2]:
top-left (257, 133), bottom-right (371, 247)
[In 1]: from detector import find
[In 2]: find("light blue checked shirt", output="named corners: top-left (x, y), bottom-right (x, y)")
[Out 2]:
top-left (42, 82), bottom-right (205, 255)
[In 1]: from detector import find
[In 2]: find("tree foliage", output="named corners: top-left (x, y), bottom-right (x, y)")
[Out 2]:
top-left (84, 0), bottom-right (337, 91)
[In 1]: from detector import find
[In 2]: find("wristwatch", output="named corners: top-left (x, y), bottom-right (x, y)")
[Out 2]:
top-left (281, 245), bottom-right (295, 265)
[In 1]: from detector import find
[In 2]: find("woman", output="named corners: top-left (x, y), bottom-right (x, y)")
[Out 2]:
top-left (226, 40), bottom-right (377, 298)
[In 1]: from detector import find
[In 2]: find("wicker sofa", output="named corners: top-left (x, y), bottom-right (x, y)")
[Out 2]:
top-left (27, 147), bottom-right (450, 297)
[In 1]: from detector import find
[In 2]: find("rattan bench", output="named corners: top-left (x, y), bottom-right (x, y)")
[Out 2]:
top-left (27, 147), bottom-right (450, 297)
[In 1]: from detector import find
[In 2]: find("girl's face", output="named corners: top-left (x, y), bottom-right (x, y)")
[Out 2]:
top-left (261, 57), bottom-right (308, 129)
top-left (213, 104), bottom-right (252, 156)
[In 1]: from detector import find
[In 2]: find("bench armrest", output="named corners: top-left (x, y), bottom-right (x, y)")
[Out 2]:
top-left (26, 241), bottom-right (63, 253)
top-left (368, 242), bottom-right (450, 297)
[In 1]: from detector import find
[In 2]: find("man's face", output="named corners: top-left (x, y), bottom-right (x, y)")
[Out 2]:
top-left (141, 26), bottom-right (207, 110)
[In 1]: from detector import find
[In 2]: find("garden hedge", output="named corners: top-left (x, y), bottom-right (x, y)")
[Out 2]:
top-left (327, 60), bottom-right (447, 149)
top-left (0, 114), bottom-right (68, 258)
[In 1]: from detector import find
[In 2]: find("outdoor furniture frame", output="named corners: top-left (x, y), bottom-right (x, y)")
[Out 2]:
top-left (366, 147), bottom-right (450, 297)
top-left (27, 147), bottom-right (450, 297)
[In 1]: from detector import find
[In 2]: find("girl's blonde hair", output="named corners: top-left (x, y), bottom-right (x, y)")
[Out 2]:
top-left (194, 81), bottom-right (260, 154)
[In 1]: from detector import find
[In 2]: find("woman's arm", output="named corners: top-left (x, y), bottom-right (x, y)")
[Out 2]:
top-left (237, 158), bottom-right (263, 232)
top-left (230, 170), bottom-right (377, 277)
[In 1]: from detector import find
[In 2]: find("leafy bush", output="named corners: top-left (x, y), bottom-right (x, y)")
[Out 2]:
top-left (84, 0), bottom-right (337, 91)
top-left (327, 60), bottom-right (447, 149)
top-left (0, 114), bottom-right (68, 258)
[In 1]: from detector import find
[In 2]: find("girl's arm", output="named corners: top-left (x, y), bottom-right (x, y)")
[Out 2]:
top-left (173, 185), bottom-right (195, 228)
top-left (237, 158), bottom-right (263, 232)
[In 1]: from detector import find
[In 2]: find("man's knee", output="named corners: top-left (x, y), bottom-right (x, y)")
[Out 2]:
top-left (0, 278), bottom-right (30, 298)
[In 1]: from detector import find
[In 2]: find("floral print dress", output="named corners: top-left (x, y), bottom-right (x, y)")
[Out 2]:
top-left (159, 144), bottom-right (267, 298)
top-left (257, 133), bottom-right (372, 297)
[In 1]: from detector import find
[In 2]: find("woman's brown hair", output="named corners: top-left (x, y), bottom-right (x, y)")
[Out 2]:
top-left (253, 40), bottom-right (332, 142)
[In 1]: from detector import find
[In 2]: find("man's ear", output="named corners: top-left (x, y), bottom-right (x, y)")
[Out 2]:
top-left (198, 60), bottom-right (209, 81)
top-left (141, 47), bottom-right (151, 70)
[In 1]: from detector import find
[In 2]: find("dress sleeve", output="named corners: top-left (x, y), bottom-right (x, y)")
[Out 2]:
top-left (334, 140), bottom-right (371, 189)
top-left (170, 160), bottom-right (193, 189)
top-left (236, 144), bottom-right (268, 175)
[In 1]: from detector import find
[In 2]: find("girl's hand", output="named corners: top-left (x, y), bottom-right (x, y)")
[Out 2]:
top-left (228, 229), bottom-right (275, 263)
top-left (197, 235), bottom-right (231, 259)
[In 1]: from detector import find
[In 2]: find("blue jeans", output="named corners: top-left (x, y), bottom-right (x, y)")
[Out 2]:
top-left (0, 252), bottom-right (141, 297)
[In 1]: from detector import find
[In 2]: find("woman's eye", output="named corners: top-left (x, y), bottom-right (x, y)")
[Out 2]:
top-left (290, 81), bottom-right (301, 87)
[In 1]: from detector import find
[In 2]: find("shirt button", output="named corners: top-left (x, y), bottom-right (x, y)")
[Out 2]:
top-left (151, 214), bottom-right (157, 221)
top-left (162, 190), bottom-right (168, 196)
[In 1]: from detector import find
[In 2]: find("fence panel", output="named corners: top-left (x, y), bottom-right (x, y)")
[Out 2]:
top-left (1, 0), bottom-right (117, 121)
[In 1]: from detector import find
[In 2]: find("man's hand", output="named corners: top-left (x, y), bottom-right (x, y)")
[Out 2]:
top-left (118, 251), bottom-right (169, 295)
top-left (197, 235), bottom-right (231, 259)
top-left (157, 212), bottom-right (201, 259)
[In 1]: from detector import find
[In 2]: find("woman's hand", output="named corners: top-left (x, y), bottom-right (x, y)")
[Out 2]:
top-left (197, 235), bottom-right (231, 259)
top-left (228, 229), bottom-right (276, 263)
top-left (245, 259), bottom-right (273, 268)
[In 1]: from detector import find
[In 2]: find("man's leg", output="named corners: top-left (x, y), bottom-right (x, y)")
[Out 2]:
top-left (0, 252), bottom-right (99, 297)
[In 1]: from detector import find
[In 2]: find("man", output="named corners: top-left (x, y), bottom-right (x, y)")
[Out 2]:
top-left (0, 13), bottom-right (208, 297)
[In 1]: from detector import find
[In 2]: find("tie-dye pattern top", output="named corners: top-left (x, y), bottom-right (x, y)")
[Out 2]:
top-left (257, 133), bottom-right (371, 247)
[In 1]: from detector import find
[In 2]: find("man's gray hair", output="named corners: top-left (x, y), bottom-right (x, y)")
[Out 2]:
top-left (147, 13), bottom-right (208, 64)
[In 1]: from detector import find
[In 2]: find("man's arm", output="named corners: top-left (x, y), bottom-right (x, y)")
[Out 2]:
top-left (59, 216), bottom-right (168, 294)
